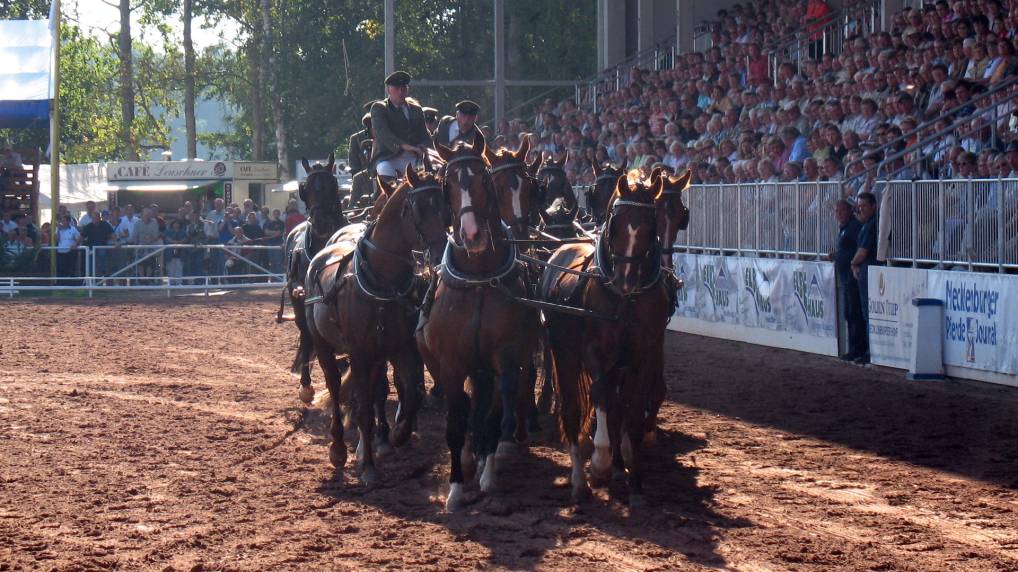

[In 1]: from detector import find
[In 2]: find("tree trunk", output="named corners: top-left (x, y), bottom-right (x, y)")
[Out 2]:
top-left (249, 38), bottom-right (264, 161)
top-left (118, 0), bottom-right (137, 160)
top-left (261, 0), bottom-right (288, 178)
top-left (183, 0), bottom-right (197, 159)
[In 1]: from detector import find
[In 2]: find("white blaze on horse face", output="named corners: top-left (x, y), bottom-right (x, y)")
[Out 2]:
top-left (511, 177), bottom-right (524, 221)
top-left (623, 223), bottom-right (639, 257)
top-left (458, 169), bottom-right (480, 243)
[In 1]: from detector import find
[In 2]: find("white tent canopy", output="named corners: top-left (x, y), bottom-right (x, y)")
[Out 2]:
top-left (36, 163), bottom-right (108, 212)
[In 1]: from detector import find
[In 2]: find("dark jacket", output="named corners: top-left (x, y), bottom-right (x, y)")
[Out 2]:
top-left (369, 97), bottom-right (431, 165)
top-left (835, 217), bottom-right (861, 283)
top-left (348, 129), bottom-right (371, 175)
top-left (434, 116), bottom-right (481, 148)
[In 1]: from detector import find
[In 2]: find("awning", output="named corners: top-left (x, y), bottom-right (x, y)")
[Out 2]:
top-left (96, 180), bottom-right (220, 192)
top-left (0, 18), bottom-right (55, 128)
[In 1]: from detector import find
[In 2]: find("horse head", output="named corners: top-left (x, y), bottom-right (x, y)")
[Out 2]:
top-left (537, 151), bottom-right (576, 215)
top-left (399, 164), bottom-right (448, 267)
top-left (486, 137), bottom-right (542, 239)
top-left (654, 168), bottom-right (691, 269)
top-left (589, 157), bottom-right (628, 224)
top-left (435, 130), bottom-right (495, 255)
top-left (603, 173), bottom-right (663, 296)
top-left (299, 153), bottom-right (343, 237)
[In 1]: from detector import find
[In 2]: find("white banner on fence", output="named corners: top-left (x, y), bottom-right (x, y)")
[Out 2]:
top-left (868, 266), bottom-right (928, 370)
top-left (929, 273), bottom-right (1018, 374)
top-left (670, 254), bottom-right (838, 354)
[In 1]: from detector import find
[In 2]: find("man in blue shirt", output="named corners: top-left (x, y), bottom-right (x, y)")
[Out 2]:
top-left (851, 192), bottom-right (882, 364)
top-left (833, 200), bottom-right (864, 361)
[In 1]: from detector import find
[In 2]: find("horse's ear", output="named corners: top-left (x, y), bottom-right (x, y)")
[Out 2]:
top-left (592, 160), bottom-right (602, 177)
top-left (327, 152), bottom-right (335, 172)
top-left (423, 148), bottom-right (434, 173)
top-left (618, 156), bottom-right (628, 173)
top-left (434, 141), bottom-right (455, 163)
top-left (615, 175), bottom-right (630, 197)
top-left (376, 175), bottom-right (395, 198)
top-left (672, 168), bottom-right (692, 191)
top-left (471, 129), bottom-right (486, 157)
top-left (650, 166), bottom-right (664, 186)
top-left (652, 175), bottom-right (665, 201)
top-left (301, 157), bottom-right (312, 175)
top-left (515, 136), bottom-right (531, 161)
top-left (405, 163), bottom-right (421, 187)
top-left (483, 144), bottom-right (498, 165)
top-left (526, 154), bottom-right (540, 176)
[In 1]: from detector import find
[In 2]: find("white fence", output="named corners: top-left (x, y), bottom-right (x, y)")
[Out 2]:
top-left (674, 179), bottom-right (1018, 272)
top-left (0, 244), bottom-right (284, 297)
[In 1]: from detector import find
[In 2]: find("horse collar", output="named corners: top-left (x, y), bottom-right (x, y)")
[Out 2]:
top-left (439, 222), bottom-right (520, 287)
top-left (353, 238), bottom-right (418, 302)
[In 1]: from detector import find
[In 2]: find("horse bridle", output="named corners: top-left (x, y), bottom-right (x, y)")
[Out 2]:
top-left (658, 188), bottom-right (689, 257)
top-left (490, 160), bottom-right (542, 229)
top-left (597, 197), bottom-right (661, 295)
top-left (402, 179), bottom-right (447, 262)
top-left (304, 169), bottom-right (344, 235)
top-left (443, 155), bottom-right (499, 246)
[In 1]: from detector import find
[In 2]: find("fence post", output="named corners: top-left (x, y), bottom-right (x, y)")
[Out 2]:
top-left (755, 183), bottom-right (761, 255)
top-left (911, 183), bottom-right (918, 268)
top-left (998, 178), bottom-right (1005, 273)
top-left (967, 179), bottom-right (974, 272)
top-left (795, 182), bottom-right (801, 259)
top-left (938, 180), bottom-right (945, 268)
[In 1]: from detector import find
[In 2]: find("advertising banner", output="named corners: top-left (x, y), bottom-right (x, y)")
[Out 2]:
top-left (783, 260), bottom-right (838, 339)
top-left (697, 255), bottom-right (740, 324)
top-left (672, 253), bottom-right (700, 319)
top-left (867, 266), bottom-right (928, 370)
top-left (929, 272), bottom-right (1018, 374)
top-left (739, 257), bottom-right (782, 330)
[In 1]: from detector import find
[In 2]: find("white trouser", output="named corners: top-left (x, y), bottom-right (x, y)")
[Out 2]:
top-left (375, 151), bottom-right (418, 178)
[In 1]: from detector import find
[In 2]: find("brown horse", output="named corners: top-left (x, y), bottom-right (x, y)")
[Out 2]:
top-left (306, 165), bottom-right (448, 484)
top-left (483, 137), bottom-right (542, 240)
top-left (281, 154), bottom-right (347, 403)
top-left (586, 158), bottom-right (628, 225)
top-left (417, 131), bottom-right (540, 512)
top-left (536, 152), bottom-right (582, 239)
top-left (539, 174), bottom-right (668, 507)
top-left (643, 168), bottom-right (691, 445)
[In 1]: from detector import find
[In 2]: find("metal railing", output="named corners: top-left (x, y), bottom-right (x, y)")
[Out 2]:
top-left (674, 182), bottom-right (843, 259)
top-left (671, 179), bottom-right (1018, 272)
top-left (0, 244), bottom-right (285, 297)
top-left (768, 0), bottom-right (881, 80)
top-left (882, 178), bottom-right (1018, 271)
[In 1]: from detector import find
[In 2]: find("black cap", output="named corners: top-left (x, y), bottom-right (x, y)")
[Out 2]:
top-left (362, 112), bottom-right (372, 127)
top-left (422, 107), bottom-right (439, 122)
top-left (384, 71), bottom-right (411, 87)
top-left (455, 100), bottom-right (480, 115)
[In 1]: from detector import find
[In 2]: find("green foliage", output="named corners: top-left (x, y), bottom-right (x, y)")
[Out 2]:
top-left (0, 0), bottom-right (50, 19)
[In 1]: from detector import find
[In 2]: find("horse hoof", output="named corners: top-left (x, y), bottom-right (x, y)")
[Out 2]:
top-left (446, 484), bottom-right (466, 513)
top-left (479, 455), bottom-right (498, 493)
top-left (360, 467), bottom-right (381, 488)
top-left (329, 444), bottom-right (348, 469)
top-left (591, 447), bottom-right (612, 479)
top-left (572, 483), bottom-right (593, 504)
top-left (495, 441), bottom-right (518, 460)
top-left (641, 430), bottom-right (658, 448)
top-left (629, 494), bottom-right (648, 509)
top-left (298, 384), bottom-right (315, 404)
top-left (390, 422), bottom-right (413, 448)
top-left (375, 441), bottom-right (394, 459)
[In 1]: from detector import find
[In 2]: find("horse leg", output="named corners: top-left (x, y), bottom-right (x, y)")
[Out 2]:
top-left (547, 325), bottom-right (591, 503)
top-left (292, 301), bottom-right (316, 404)
top-left (475, 369), bottom-right (502, 494)
top-left (390, 345), bottom-right (424, 447)
top-left (586, 347), bottom-right (615, 486)
top-left (525, 354), bottom-right (542, 433)
top-left (372, 364), bottom-right (393, 459)
top-left (352, 360), bottom-right (381, 487)
top-left (621, 376), bottom-right (649, 508)
top-left (444, 376), bottom-right (471, 512)
top-left (643, 357), bottom-right (666, 448)
top-left (315, 343), bottom-right (346, 470)
top-left (495, 352), bottom-right (521, 460)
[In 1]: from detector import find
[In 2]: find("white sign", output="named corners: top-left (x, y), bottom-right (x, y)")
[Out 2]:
top-left (929, 273), bottom-right (1018, 374)
top-left (109, 161), bottom-right (231, 181)
top-left (233, 162), bottom-right (278, 180)
top-left (868, 267), bottom-right (927, 370)
top-left (673, 253), bottom-right (838, 339)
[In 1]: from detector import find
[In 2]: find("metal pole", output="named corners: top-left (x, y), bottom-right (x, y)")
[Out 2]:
top-left (384, 0), bottom-right (394, 77)
top-left (49, 0), bottom-right (61, 279)
top-left (494, 0), bottom-right (505, 127)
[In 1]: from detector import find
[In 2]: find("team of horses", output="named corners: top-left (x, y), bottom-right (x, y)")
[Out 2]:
top-left (282, 133), bottom-right (691, 510)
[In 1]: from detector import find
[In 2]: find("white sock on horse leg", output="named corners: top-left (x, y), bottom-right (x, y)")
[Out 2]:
top-left (480, 454), bottom-right (498, 493)
top-left (591, 408), bottom-right (612, 473)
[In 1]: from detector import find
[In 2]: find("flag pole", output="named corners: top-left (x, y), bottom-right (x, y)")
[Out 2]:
top-left (49, 0), bottom-right (61, 278)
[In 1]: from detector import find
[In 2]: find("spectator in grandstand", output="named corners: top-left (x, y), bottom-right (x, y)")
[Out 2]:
top-left (263, 209), bottom-right (285, 274)
top-left (78, 201), bottom-right (99, 227)
top-left (850, 192), bottom-right (881, 365)
top-left (1, 211), bottom-right (16, 234)
top-left (164, 218), bottom-right (188, 285)
top-left (80, 210), bottom-right (115, 277)
top-left (185, 211), bottom-right (207, 281)
top-left (133, 207), bottom-right (163, 280)
top-left (284, 200), bottom-right (306, 234)
top-left (224, 225), bottom-right (250, 282)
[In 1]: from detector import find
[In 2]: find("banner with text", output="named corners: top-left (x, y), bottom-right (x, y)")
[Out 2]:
top-left (867, 266), bottom-right (928, 370)
top-left (671, 254), bottom-right (838, 339)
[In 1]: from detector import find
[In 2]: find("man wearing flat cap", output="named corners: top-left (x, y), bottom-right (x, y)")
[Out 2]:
top-left (434, 100), bottom-right (481, 148)
top-left (422, 107), bottom-right (439, 136)
top-left (348, 103), bottom-right (376, 206)
top-left (369, 71), bottom-right (432, 182)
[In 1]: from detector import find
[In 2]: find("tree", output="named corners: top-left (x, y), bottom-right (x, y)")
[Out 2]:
top-left (183, 0), bottom-right (197, 158)
top-left (119, 0), bottom-right (138, 159)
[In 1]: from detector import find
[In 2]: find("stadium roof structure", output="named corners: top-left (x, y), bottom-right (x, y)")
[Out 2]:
top-left (0, 14), bottom-right (56, 129)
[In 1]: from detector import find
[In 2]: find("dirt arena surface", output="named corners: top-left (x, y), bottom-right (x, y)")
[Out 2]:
top-left (3, 292), bottom-right (1018, 571)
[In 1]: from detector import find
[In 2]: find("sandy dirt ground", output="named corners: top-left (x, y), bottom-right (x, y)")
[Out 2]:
top-left (3, 292), bottom-right (1018, 571)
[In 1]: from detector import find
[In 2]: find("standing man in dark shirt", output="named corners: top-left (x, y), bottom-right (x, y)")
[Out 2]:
top-left (80, 210), bottom-right (115, 277)
top-left (851, 192), bottom-right (881, 364)
top-left (832, 200), bottom-right (864, 361)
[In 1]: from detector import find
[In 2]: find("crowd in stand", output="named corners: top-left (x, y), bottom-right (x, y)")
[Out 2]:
top-left (493, 0), bottom-right (1018, 197)
top-left (1, 198), bottom-right (307, 282)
